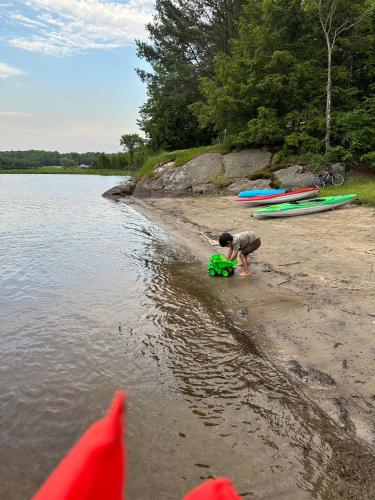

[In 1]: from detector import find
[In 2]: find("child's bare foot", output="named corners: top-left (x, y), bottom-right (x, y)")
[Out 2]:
top-left (239, 271), bottom-right (251, 277)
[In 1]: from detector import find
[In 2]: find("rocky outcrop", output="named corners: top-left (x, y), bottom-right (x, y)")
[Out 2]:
top-left (102, 179), bottom-right (135, 198)
top-left (273, 165), bottom-right (315, 189)
top-left (103, 149), bottom-right (328, 198)
top-left (224, 178), bottom-right (271, 195)
top-left (223, 149), bottom-right (272, 179)
top-left (134, 153), bottom-right (224, 197)
top-left (133, 150), bottom-right (273, 197)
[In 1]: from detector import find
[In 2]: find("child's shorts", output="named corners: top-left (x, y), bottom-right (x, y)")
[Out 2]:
top-left (242, 238), bottom-right (261, 256)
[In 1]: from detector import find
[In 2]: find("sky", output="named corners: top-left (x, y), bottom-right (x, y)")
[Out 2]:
top-left (0, 0), bottom-right (154, 152)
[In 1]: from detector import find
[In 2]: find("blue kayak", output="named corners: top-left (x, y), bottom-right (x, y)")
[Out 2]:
top-left (238, 189), bottom-right (285, 198)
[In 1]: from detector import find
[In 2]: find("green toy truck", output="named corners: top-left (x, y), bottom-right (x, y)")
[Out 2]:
top-left (208, 254), bottom-right (237, 277)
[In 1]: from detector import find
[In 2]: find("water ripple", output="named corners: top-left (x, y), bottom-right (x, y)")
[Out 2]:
top-left (0, 175), bottom-right (374, 500)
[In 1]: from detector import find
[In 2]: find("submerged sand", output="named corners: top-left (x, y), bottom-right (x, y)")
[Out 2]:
top-left (128, 195), bottom-right (375, 447)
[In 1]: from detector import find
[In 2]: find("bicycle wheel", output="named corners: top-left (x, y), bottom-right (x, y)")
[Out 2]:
top-left (331, 173), bottom-right (344, 186)
top-left (314, 177), bottom-right (325, 189)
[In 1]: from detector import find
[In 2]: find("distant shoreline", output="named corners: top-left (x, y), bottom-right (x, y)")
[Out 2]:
top-left (0, 167), bottom-right (132, 176)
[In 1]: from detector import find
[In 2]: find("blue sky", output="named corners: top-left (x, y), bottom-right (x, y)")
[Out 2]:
top-left (0, 0), bottom-right (153, 152)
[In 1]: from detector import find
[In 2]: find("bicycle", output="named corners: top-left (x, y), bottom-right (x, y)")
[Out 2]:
top-left (313, 168), bottom-right (344, 188)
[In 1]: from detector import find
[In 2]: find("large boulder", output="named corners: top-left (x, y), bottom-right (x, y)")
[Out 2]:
top-left (224, 150), bottom-right (272, 179)
top-left (134, 153), bottom-right (223, 196)
top-left (224, 178), bottom-right (271, 195)
top-left (192, 183), bottom-right (216, 195)
top-left (165, 153), bottom-right (223, 191)
top-left (274, 165), bottom-right (315, 189)
top-left (132, 149), bottom-right (276, 197)
top-left (102, 179), bottom-right (135, 198)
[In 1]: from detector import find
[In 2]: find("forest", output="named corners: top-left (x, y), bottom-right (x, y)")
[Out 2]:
top-left (0, 149), bottom-right (143, 171)
top-left (136, 0), bottom-right (375, 169)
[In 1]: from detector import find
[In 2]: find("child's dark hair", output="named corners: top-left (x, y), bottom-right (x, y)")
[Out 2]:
top-left (219, 232), bottom-right (233, 247)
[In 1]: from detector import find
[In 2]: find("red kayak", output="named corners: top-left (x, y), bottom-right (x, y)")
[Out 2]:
top-left (235, 187), bottom-right (319, 206)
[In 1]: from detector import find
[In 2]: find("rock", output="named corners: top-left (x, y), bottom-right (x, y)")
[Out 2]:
top-left (308, 368), bottom-right (336, 386)
top-left (102, 179), bottom-right (135, 198)
top-left (154, 160), bottom-right (175, 174)
top-left (166, 153), bottom-right (223, 191)
top-left (192, 183), bottom-right (215, 195)
top-left (287, 360), bottom-right (309, 379)
top-left (331, 162), bottom-right (346, 176)
top-left (224, 149), bottom-right (272, 179)
top-left (287, 360), bottom-right (336, 387)
top-left (224, 178), bottom-right (271, 195)
top-left (134, 153), bottom-right (223, 197)
top-left (274, 165), bottom-right (315, 189)
top-left (132, 149), bottom-right (275, 197)
top-left (237, 307), bottom-right (248, 318)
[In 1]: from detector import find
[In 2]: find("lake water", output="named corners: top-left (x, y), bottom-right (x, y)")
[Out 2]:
top-left (0, 175), bottom-right (374, 499)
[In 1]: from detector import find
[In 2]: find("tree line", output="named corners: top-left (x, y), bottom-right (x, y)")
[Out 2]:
top-left (135, 0), bottom-right (375, 169)
top-left (0, 146), bottom-right (145, 170)
top-left (0, 150), bottom-right (98, 169)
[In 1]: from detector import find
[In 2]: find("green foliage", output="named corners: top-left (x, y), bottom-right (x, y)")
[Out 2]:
top-left (325, 146), bottom-right (352, 163)
top-left (239, 108), bottom-right (285, 146)
top-left (120, 133), bottom-right (145, 162)
top-left (136, 0), bottom-right (245, 150)
top-left (134, 0), bottom-right (375, 164)
top-left (336, 96), bottom-right (375, 154)
top-left (0, 167), bottom-right (131, 175)
top-left (60, 157), bottom-right (76, 167)
top-left (284, 133), bottom-right (322, 154)
top-left (0, 150), bottom-right (102, 170)
top-left (360, 152), bottom-right (375, 170)
top-left (298, 153), bottom-right (328, 171)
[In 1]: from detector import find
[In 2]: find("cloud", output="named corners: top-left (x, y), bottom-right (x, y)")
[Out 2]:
top-left (0, 111), bottom-right (34, 117)
top-left (0, 62), bottom-right (26, 78)
top-left (5, 0), bottom-right (154, 55)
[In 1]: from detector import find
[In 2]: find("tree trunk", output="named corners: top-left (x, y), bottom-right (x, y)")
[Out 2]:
top-left (325, 44), bottom-right (332, 153)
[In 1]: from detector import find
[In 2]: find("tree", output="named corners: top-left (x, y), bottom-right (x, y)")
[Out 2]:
top-left (120, 134), bottom-right (145, 163)
top-left (60, 157), bottom-right (76, 167)
top-left (136, 0), bottom-right (245, 150)
top-left (193, 0), bottom-right (326, 143)
top-left (312, 0), bottom-right (375, 152)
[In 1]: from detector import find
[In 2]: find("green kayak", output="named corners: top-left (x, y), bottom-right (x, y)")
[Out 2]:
top-left (253, 194), bottom-right (357, 219)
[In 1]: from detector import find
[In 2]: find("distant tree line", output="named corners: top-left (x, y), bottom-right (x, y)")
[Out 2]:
top-left (0, 146), bottom-right (147, 171)
top-left (135, 0), bottom-right (375, 169)
top-left (0, 150), bottom-right (99, 169)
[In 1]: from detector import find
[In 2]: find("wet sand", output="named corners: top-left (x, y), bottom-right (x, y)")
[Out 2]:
top-left (128, 195), bottom-right (375, 447)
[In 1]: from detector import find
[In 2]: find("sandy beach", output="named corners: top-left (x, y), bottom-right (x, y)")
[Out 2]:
top-left (128, 195), bottom-right (375, 447)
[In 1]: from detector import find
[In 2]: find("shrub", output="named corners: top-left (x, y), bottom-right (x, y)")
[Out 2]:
top-left (238, 108), bottom-right (285, 146)
top-left (298, 153), bottom-right (327, 172)
top-left (360, 152), bottom-right (375, 170)
top-left (284, 133), bottom-right (322, 154)
top-left (336, 96), bottom-right (375, 154)
top-left (326, 146), bottom-right (352, 163)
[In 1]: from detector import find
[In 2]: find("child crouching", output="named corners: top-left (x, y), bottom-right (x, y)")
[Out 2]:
top-left (219, 231), bottom-right (261, 277)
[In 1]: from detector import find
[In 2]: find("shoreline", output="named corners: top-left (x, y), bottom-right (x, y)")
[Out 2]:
top-left (0, 168), bottom-right (130, 176)
top-left (127, 195), bottom-right (375, 448)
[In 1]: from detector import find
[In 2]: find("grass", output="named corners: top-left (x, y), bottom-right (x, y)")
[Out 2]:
top-left (320, 172), bottom-right (375, 206)
top-left (136, 144), bottom-right (229, 179)
top-left (0, 166), bottom-right (132, 176)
